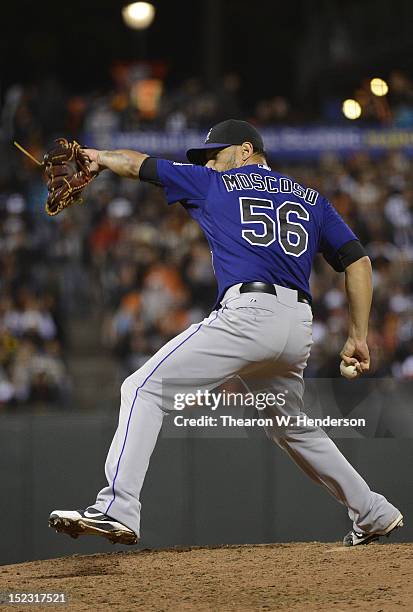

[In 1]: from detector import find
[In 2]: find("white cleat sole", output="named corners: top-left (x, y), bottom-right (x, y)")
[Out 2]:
top-left (49, 514), bottom-right (138, 545)
top-left (343, 512), bottom-right (404, 546)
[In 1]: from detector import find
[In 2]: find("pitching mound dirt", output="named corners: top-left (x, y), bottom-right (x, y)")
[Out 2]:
top-left (1, 542), bottom-right (412, 611)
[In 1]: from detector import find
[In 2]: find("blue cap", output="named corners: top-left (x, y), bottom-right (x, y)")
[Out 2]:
top-left (186, 119), bottom-right (264, 165)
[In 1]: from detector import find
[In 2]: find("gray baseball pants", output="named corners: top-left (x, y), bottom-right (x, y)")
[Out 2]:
top-left (93, 284), bottom-right (400, 537)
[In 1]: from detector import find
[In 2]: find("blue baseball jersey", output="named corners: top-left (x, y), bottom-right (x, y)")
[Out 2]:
top-left (156, 160), bottom-right (357, 307)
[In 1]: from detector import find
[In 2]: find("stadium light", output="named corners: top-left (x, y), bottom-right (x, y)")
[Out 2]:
top-left (370, 77), bottom-right (389, 97)
top-left (122, 2), bottom-right (155, 30)
top-left (342, 99), bottom-right (362, 120)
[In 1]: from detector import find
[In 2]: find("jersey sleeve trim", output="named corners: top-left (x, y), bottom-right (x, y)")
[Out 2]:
top-left (337, 239), bottom-right (367, 270)
top-left (325, 239), bottom-right (367, 272)
top-left (139, 157), bottom-right (161, 185)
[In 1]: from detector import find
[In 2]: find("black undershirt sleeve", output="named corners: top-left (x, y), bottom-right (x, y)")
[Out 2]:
top-left (139, 157), bottom-right (161, 186)
top-left (324, 239), bottom-right (367, 272)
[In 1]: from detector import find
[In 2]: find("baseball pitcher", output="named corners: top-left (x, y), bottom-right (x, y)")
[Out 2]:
top-left (49, 120), bottom-right (403, 547)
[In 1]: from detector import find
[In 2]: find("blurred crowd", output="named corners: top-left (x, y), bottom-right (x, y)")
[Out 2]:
top-left (0, 192), bottom-right (71, 407)
top-left (0, 72), bottom-right (292, 147)
top-left (3, 68), bottom-right (413, 148)
top-left (0, 75), bottom-right (413, 409)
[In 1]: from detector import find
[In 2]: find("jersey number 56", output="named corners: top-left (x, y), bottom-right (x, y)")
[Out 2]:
top-left (239, 197), bottom-right (309, 257)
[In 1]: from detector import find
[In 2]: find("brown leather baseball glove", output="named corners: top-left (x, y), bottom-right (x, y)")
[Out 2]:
top-left (43, 138), bottom-right (97, 216)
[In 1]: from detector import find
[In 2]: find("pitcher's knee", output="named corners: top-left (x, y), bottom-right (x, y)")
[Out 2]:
top-left (120, 371), bottom-right (144, 401)
top-left (120, 368), bottom-right (161, 405)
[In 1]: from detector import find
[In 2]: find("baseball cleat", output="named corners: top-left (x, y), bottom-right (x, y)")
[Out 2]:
top-left (343, 512), bottom-right (403, 547)
top-left (49, 507), bottom-right (138, 545)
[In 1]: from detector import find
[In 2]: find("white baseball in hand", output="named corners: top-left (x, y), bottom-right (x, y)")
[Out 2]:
top-left (340, 360), bottom-right (359, 379)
